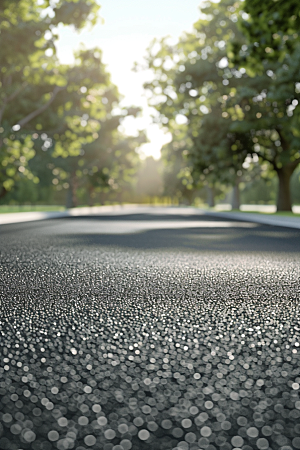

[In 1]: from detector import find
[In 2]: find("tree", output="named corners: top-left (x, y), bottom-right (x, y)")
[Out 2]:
top-left (0, 0), bottom-right (100, 199)
top-left (61, 115), bottom-right (146, 208)
top-left (160, 128), bottom-right (204, 205)
top-left (236, 0), bottom-right (300, 65)
top-left (230, 3), bottom-right (300, 211)
top-left (42, 48), bottom-right (124, 208)
top-left (141, 0), bottom-right (300, 211)
top-left (141, 0), bottom-right (253, 209)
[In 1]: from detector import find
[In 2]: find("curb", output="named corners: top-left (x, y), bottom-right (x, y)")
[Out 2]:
top-left (203, 210), bottom-right (300, 230)
top-left (0, 205), bottom-right (153, 225)
top-left (0, 205), bottom-right (300, 230)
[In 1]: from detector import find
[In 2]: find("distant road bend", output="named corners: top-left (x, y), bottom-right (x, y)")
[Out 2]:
top-left (0, 207), bottom-right (300, 450)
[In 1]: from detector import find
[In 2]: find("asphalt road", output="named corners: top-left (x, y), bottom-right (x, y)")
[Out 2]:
top-left (1, 209), bottom-right (300, 450)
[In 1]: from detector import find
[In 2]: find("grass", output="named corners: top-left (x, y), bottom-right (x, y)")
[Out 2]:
top-left (228, 209), bottom-right (300, 217)
top-left (0, 205), bottom-right (65, 214)
top-left (1, 203), bottom-right (300, 217)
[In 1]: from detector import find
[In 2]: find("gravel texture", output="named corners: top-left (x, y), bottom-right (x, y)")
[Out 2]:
top-left (0, 212), bottom-right (300, 450)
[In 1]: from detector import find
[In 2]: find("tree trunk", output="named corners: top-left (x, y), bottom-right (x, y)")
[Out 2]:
top-left (88, 186), bottom-right (94, 207)
top-left (276, 167), bottom-right (293, 212)
top-left (99, 191), bottom-right (106, 205)
top-left (0, 186), bottom-right (7, 201)
top-left (231, 178), bottom-right (240, 210)
top-left (65, 172), bottom-right (78, 209)
top-left (206, 185), bottom-right (215, 208)
top-left (184, 188), bottom-right (194, 206)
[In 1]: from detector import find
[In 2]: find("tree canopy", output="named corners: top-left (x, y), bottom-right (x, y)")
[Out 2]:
top-left (140, 0), bottom-right (300, 210)
top-left (2, 0), bottom-right (300, 210)
top-left (238, 0), bottom-right (300, 64)
top-left (0, 0), bottom-right (144, 206)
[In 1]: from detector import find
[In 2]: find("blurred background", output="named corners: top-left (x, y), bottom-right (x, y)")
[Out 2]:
top-left (0, 0), bottom-right (299, 213)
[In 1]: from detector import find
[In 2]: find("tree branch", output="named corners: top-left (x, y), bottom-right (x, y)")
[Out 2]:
top-left (5, 82), bottom-right (28, 104)
top-left (17, 86), bottom-right (65, 129)
top-left (3, 75), bottom-right (12, 88)
top-left (0, 82), bottom-right (28, 125)
top-left (286, 157), bottom-right (300, 172)
top-left (253, 150), bottom-right (278, 170)
top-left (0, 106), bottom-right (5, 126)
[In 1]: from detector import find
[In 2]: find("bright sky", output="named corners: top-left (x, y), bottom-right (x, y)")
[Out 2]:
top-left (57, 0), bottom-right (202, 159)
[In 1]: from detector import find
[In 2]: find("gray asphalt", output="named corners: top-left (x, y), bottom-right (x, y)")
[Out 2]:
top-left (1, 210), bottom-right (300, 450)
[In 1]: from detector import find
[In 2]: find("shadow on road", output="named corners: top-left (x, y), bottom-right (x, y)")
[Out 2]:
top-left (2, 213), bottom-right (299, 253)
top-left (59, 228), bottom-right (300, 253)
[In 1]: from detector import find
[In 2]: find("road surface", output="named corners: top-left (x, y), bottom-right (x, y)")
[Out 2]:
top-left (0, 208), bottom-right (300, 450)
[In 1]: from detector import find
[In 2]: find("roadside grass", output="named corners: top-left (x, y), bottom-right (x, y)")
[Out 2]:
top-left (228, 209), bottom-right (300, 217)
top-left (1, 203), bottom-right (300, 217)
top-left (0, 205), bottom-right (65, 214)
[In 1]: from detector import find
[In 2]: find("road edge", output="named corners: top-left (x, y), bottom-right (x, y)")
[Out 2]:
top-left (1, 205), bottom-right (300, 230)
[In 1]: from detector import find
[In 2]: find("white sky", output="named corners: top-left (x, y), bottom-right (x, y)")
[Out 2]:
top-left (57, 0), bottom-right (202, 159)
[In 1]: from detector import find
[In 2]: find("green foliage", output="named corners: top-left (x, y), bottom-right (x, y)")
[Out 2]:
top-left (160, 132), bottom-right (200, 204)
top-left (0, 0), bottom-right (144, 206)
top-left (241, 176), bottom-right (277, 205)
top-left (62, 117), bottom-right (146, 207)
top-left (0, 0), bottom-right (100, 198)
top-left (231, 1), bottom-right (300, 210)
top-left (141, 0), bottom-right (300, 211)
top-left (142, 0), bottom-right (252, 205)
top-left (237, 0), bottom-right (300, 64)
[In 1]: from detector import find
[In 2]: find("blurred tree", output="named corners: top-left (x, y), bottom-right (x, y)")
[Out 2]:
top-left (229, 1), bottom-right (300, 211)
top-left (291, 167), bottom-right (300, 205)
top-left (241, 172), bottom-right (277, 206)
top-left (60, 116), bottom-right (146, 208)
top-left (227, 56), bottom-right (300, 211)
top-left (160, 128), bottom-right (202, 205)
top-left (141, 0), bottom-right (253, 209)
top-left (41, 48), bottom-right (124, 208)
top-left (141, 0), bottom-right (300, 211)
top-left (235, 0), bottom-right (300, 66)
top-left (135, 156), bottom-right (164, 200)
top-left (0, 0), bottom-right (100, 199)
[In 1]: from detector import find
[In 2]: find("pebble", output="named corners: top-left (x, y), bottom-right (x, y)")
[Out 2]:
top-left (0, 232), bottom-right (300, 450)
